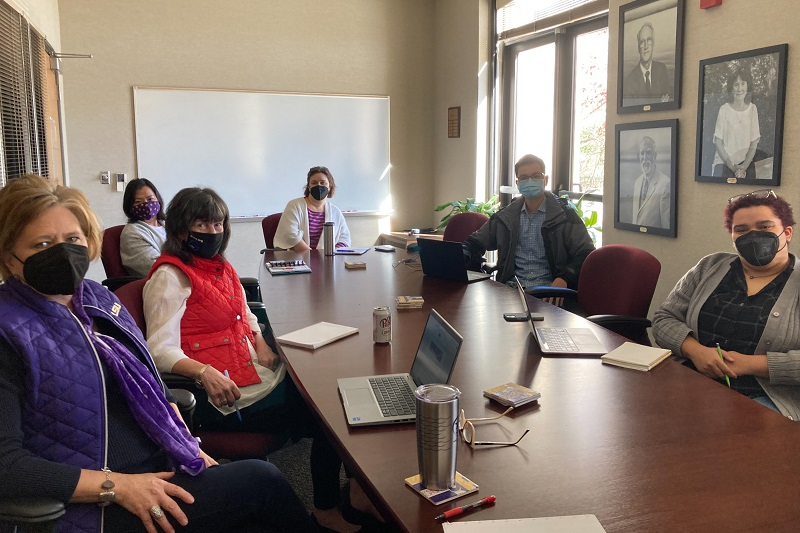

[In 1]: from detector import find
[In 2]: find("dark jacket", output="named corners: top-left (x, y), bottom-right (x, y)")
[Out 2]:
top-left (463, 193), bottom-right (595, 289)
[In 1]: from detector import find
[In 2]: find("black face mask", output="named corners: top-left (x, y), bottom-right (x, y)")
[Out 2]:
top-left (15, 242), bottom-right (89, 295)
top-left (735, 229), bottom-right (785, 267)
top-left (184, 231), bottom-right (224, 260)
top-left (309, 185), bottom-right (329, 201)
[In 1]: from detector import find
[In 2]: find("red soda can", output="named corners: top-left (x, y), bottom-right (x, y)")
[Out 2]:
top-left (373, 306), bottom-right (392, 343)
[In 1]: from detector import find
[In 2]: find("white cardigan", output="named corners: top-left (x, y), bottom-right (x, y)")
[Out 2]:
top-left (273, 197), bottom-right (351, 250)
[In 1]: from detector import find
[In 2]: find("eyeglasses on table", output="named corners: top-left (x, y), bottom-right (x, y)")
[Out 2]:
top-left (458, 406), bottom-right (530, 449)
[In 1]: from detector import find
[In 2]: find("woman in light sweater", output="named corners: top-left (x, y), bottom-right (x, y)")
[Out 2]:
top-left (653, 189), bottom-right (800, 420)
top-left (274, 166), bottom-right (351, 251)
top-left (120, 178), bottom-right (167, 277)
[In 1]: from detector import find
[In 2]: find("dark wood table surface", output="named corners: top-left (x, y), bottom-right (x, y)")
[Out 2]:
top-left (259, 249), bottom-right (800, 533)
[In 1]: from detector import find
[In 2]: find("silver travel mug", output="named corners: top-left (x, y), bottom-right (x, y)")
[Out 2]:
top-left (323, 222), bottom-right (334, 255)
top-left (415, 383), bottom-right (460, 490)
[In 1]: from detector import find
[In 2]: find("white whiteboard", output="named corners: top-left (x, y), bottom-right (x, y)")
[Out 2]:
top-left (133, 87), bottom-right (391, 218)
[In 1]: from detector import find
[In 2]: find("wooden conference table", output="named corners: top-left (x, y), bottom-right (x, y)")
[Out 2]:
top-left (259, 249), bottom-right (800, 532)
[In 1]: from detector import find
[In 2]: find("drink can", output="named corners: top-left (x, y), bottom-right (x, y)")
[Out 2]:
top-left (373, 306), bottom-right (392, 343)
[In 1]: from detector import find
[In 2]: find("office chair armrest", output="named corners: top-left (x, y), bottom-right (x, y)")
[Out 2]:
top-left (260, 248), bottom-right (288, 253)
top-left (525, 286), bottom-right (577, 300)
top-left (0, 497), bottom-right (65, 524)
top-left (161, 372), bottom-right (197, 390)
top-left (101, 276), bottom-right (142, 292)
top-left (587, 315), bottom-right (651, 329)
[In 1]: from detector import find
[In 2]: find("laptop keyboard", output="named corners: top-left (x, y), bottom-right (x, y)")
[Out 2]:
top-left (539, 327), bottom-right (579, 352)
top-left (369, 376), bottom-right (417, 418)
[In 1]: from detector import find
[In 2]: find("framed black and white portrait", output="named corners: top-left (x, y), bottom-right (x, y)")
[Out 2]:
top-left (617, 0), bottom-right (683, 114)
top-left (695, 44), bottom-right (788, 186)
top-left (614, 120), bottom-right (678, 237)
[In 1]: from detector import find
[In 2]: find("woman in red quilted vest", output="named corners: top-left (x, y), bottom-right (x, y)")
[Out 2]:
top-left (144, 187), bottom-right (369, 532)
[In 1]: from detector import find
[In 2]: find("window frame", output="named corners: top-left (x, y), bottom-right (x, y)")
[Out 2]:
top-left (498, 14), bottom-right (608, 196)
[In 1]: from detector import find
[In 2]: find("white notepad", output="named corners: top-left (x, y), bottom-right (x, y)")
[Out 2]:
top-left (276, 322), bottom-right (358, 350)
top-left (600, 342), bottom-right (671, 372)
top-left (442, 514), bottom-right (606, 532)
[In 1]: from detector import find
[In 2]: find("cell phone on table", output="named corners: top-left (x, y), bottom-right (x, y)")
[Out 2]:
top-left (503, 313), bottom-right (544, 322)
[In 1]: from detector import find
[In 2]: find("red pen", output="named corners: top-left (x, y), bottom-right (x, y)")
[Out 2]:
top-left (435, 495), bottom-right (496, 520)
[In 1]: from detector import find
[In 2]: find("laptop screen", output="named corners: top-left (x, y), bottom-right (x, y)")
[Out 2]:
top-left (513, 276), bottom-right (531, 318)
top-left (409, 309), bottom-right (463, 386)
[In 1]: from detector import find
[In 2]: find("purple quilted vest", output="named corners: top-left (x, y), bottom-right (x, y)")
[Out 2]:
top-left (0, 277), bottom-right (159, 533)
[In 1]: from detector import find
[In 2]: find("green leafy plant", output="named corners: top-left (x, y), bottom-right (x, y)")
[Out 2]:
top-left (434, 196), bottom-right (500, 230)
top-left (560, 191), bottom-right (602, 245)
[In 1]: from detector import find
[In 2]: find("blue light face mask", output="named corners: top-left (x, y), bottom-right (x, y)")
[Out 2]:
top-left (517, 178), bottom-right (545, 199)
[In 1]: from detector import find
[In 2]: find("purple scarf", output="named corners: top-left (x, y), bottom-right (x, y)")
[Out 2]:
top-left (71, 287), bottom-right (206, 476)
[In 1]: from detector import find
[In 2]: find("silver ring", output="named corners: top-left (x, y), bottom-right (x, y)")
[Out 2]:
top-left (149, 505), bottom-right (164, 520)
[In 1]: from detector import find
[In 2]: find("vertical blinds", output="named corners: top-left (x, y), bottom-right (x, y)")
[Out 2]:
top-left (0, 0), bottom-right (49, 187)
top-left (497, 0), bottom-right (608, 41)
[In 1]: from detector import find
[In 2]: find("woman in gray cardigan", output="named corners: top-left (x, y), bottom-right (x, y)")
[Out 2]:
top-left (653, 189), bottom-right (800, 420)
top-left (120, 178), bottom-right (167, 277)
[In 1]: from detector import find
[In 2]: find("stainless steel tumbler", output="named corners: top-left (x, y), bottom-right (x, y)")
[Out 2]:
top-left (323, 222), bottom-right (334, 255)
top-left (415, 383), bottom-right (460, 490)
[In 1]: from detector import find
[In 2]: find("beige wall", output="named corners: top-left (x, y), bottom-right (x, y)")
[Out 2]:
top-left (433, 0), bottom-right (492, 227)
top-left (57, 0), bottom-right (449, 280)
top-left (604, 0), bottom-right (800, 317)
top-left (6, 0), bottom-right (60, 48)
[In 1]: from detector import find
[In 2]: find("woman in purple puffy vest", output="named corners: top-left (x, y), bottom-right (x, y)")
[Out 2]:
top-left (0, 175), bottom-right (318, 533)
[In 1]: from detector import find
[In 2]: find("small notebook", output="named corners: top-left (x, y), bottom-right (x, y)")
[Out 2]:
top-left (600, 342), bottom-right (671, 372)
top-left (334, 247), bottom-right (370, 255)
top-left (404, 472), bottom-right (478, 505)
top-left (276, 322), bottom-right (358, 350)
top-left (483, 383), bottom-right (541, 408)
top-left (265, 260), bottom-right (311, 276)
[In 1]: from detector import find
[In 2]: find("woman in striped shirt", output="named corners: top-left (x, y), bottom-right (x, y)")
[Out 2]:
top-left (274, 166), bottom-right (352, 252)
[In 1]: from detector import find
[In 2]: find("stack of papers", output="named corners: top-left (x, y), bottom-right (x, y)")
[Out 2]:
top-left (483, 382), bottom-right (541, 408)
top-left (600, 342), bottom-right (671, 372)
top-left (396, 296), bottom-right (424, 309)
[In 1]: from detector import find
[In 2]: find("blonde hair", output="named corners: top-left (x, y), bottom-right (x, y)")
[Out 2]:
top-left (0, 175), bottom-right (102, 280)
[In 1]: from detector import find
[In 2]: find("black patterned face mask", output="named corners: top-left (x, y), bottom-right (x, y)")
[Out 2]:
top-left (184, 231), bottom-right (224, 259)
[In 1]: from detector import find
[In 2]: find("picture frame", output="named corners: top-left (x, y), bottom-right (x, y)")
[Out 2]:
top-left (617, 0), bottom-right (683, 114)
top-left (695, 44), bottom-right (788, 185)
top-left (614, 119), bottom-right (678, 237)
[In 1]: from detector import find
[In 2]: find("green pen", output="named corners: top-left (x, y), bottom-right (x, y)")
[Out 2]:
top-left (716, 343), bottom-right (731, 387)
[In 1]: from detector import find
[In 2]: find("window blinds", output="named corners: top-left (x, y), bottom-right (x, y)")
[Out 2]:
top-left (0, 0), bottom-right (49, 187)
top-left (497, 0), bottom-right (608, 41)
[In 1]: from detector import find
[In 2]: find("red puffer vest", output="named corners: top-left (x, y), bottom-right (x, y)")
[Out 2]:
top-left (151, 254), bottom-right (260, 386)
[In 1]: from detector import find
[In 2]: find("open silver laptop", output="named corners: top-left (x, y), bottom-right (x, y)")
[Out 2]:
top-left (521, 285), bottom-right (607, 355)
top-left (337, 309), bottom-right (463, 426)
top-left (417, 238), bottom-right (491, 283)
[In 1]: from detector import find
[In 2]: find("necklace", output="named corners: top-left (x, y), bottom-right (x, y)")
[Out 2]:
top-left (742, 261), bottom-right (789, 280)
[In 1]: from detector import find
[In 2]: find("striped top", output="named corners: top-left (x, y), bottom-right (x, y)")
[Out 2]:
top-left (308, 209), bottom-right (325, 249)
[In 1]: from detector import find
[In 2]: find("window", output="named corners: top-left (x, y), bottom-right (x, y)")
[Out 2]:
top-left (0, 0), bottom-right (62, 187)
top-left (497, 6), bottom-right (607, 244)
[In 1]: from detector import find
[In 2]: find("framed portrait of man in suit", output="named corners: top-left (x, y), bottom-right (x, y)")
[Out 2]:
top-left (614, 120), bottom-right (678, 238)
top-left (617, 0), bottom-right (684, 114)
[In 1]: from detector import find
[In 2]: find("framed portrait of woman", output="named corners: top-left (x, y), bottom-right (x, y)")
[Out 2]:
top-left (695, 44), bottom-right (788, 186)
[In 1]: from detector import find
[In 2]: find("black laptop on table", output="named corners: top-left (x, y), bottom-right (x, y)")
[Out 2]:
top-left (417, 238), bottom-right (491, 283)
top-left (337, 309), bottom-right (463, 426)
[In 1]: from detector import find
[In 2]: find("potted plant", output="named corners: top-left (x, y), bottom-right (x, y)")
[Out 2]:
top-left (434, 196), bottom-right (500, 231)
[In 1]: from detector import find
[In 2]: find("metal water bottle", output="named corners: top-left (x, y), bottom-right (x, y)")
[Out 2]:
top-left (323, 221), bottom-right (334, 255)
top-left (415, 383), bottom-right (460, 490)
